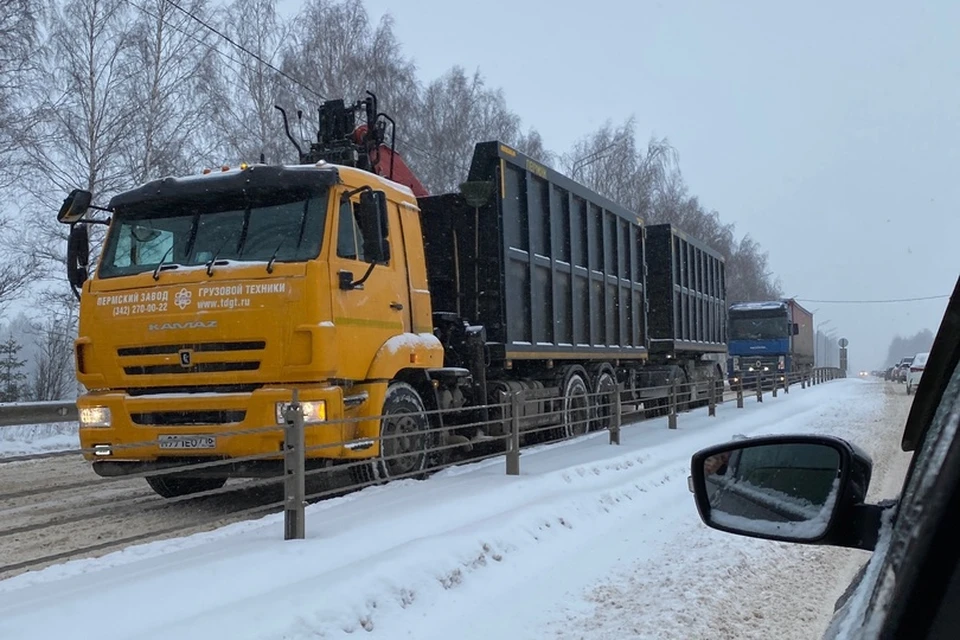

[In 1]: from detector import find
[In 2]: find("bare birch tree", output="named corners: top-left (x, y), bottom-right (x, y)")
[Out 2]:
top-left (121, 0), bottom-right (219, 182)
top-left (0, 0), bottom-right (44, 188)
top-left (405, 66), bottom-right (527, 193)
top-left (209, 0), bottom-right (293, 165)
top-left (28, 310), bottom-right (77, 400)
top-left (21, 0), bottom-right (134, 301)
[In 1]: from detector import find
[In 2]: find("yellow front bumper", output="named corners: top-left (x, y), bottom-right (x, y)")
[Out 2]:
top-left (77, 385), bottom-right (363, 462)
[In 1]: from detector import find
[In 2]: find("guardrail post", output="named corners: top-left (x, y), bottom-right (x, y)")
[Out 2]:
top-left (506, 391), bottom-right (521, 475)
top-left (772, 375), bottom-right (778, 398)
top-left (736, 382), bottom-right (744, 409)
top-left (609, 384), bottom-right (622, 445)
top-left (755, 373), bottom-right (763, 403)
top-left (668, 380), bottom-right (678, 429)
top-left (784, 374), bottom-right (790, 394)
top-left (283, 390), bottom-right (306, 541)
top-left (708, 377), bottom-right (717, 417)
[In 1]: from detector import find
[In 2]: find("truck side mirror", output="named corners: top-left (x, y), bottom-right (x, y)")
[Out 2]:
top-left (792, 323), bottom-right (800, 336)
top-left (67, 223), bottom-right (90, 288)
top-left (58, 189), bottom-right (92, 224)
top-left (357, 190), bottom-right (390, 264)
top-left (690, 434), bottom-right (885, 551)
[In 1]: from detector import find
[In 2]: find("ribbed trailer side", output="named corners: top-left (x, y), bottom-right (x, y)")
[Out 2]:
top-left (420, 141), bottom-right (648, 364)
top-left (644, 224), bottom-right (727, 355)
top-left (787, 299), bottom-right (815, 363)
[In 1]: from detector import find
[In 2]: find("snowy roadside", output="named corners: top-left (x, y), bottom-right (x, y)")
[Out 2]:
top-left (0, 422), bottom-right (79, 458)
top-left (0, 380), bottom-right (885, 640)
top-left (542, 380), bottom-right (912, 640)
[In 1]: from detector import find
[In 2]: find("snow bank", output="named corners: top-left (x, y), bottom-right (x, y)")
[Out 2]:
top-left (0, 422), bottom-right (79, 458)
top-left (0, 381), bottom-right (868, 640)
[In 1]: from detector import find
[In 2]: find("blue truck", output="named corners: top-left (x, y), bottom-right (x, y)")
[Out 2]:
top-left (727, 298), bottom-right (815, 389)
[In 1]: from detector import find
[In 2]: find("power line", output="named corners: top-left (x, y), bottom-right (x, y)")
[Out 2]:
top-left (797, 295), bottom-right (949, 304)
top-left (122, 0), bottom-right (252, 74)
top-left (136, 0), bottom-right (445, 165)
top-left (160, 0), bottom-right (326, 101)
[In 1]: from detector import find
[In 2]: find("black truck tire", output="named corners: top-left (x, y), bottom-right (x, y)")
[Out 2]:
top-left (559, 367), bottom-right (591, 439)
top-left (145, 475), bottom-right (227, 499)
top-left (351, 381), bottom-right (429, 485)
top-left (589, 365), bottom-right (619, 432)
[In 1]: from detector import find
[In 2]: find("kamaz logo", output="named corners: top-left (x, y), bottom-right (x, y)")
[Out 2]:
top-left (148, 321), bottom-right (218, 331)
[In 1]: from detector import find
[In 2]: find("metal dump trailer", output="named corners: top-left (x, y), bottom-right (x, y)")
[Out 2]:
top-left (420, 141), bottom-right (726, 432)
top-left (636, 223), bottom-right (727, 403)
top-left (420, 141), bottom-right (648, 365)
top-left (419, 141), bottom-right (651, 436)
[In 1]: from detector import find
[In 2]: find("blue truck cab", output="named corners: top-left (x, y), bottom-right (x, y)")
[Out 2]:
top-left (727, 299), bottom-right (814, 390)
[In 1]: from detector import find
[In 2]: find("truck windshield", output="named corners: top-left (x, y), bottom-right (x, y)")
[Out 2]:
top-left (98, 188), bottom-right (329, 279)
top-left (729, 316), bottom-right (788, 340)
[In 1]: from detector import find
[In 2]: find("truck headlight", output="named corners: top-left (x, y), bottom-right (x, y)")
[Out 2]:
top-left (80, 406), bottom-right (111, 428)
top-left (276, 400), bottom-right (327, 424)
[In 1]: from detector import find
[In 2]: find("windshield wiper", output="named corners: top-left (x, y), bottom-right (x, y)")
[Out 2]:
top-left (152, 247), bottom-right (178, 281)
top-left (206, 239), bottom-right (230, 276)
top-left (266, 238), bottom-right (285, 274)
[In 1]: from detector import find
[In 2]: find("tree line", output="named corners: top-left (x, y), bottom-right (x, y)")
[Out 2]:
top-left (0, 0), bottom-right (782, 400)
top-left (885, 330), bottom-right (934, 367)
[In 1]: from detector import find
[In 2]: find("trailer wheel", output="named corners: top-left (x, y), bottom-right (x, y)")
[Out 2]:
top-left (559, 367), bottom-right (590, 439)
top-left (352, 382), bottom-right (429, 486)
top-left (590, 366), bottom-right (619, 432)
top-left (145, 475), bottom-right (227, 499)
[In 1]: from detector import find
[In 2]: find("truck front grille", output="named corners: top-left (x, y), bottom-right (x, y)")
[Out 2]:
top-left (118, 340), bottom-right (265, 377)
top-left (118, 341), bottom-right (266, 356)
top-left (130, 410), bottom-right (247, 426)
top-left (123, 362), bottom-right (260, 375)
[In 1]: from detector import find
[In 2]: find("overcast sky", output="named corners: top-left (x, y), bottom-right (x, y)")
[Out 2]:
top-left (280, 0), bottom-right (958, 369)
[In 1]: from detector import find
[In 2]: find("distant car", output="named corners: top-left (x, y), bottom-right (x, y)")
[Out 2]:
top-left (906, 352), bottom-right (929, 395)
top-left (895, 357), bottom-right (914, 382)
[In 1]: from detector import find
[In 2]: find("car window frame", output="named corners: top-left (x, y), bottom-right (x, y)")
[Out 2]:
top-left (878, 357), bottom-right (960, 637)
top-left (834, 331), bottom-right (960, 636)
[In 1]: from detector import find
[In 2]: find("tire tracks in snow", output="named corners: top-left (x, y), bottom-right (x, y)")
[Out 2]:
top-left (552, 381), bottom-right (912, 640)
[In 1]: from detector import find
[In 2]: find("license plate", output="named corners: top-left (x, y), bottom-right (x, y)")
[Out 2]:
top-left (158, 435), bottom-right (217, 449)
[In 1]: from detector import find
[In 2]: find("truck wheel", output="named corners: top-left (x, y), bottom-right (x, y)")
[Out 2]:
top-left (145, 475), bottom-right (227, 499)
top-left (590, 366), bottom-right (619, 432)
top-left (559, 367), bottom-right (590, 439)
top-left (352, 382), bottom-right (429, 485)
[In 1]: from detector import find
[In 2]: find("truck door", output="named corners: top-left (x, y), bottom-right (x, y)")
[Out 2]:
top-left (330, 193), bottom-right (411, 381)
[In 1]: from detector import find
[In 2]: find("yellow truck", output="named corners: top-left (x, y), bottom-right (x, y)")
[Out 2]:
top-left (59, 94), bottom-right (727, 498)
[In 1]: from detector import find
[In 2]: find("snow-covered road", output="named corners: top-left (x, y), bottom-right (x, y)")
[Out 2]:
top-left (0, 379), bottom-right (911, 640)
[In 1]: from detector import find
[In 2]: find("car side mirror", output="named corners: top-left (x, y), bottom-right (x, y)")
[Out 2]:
top-left (792, 323), bottom-right (800, 336)
top-left (690, 434), bottom-right (883, 550)
top-left (58, 189), bottom-right (92, 224)
top-left (357, 190), bottom-right (390, 264)
top-left (67, 223), bottom-right (90, 288)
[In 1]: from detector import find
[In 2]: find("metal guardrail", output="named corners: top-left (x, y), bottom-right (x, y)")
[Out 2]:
top-left (0, 367), bottom-right (846, 572)
top-left (0, 400), bottom-right (78, 427)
